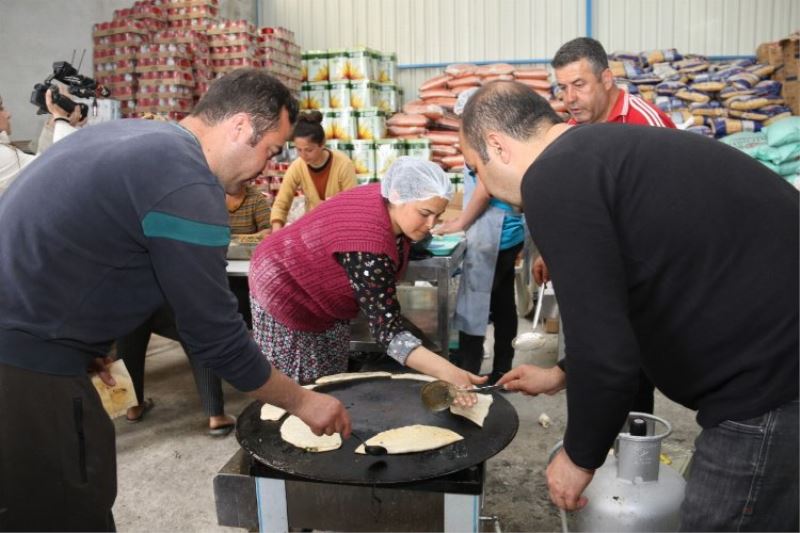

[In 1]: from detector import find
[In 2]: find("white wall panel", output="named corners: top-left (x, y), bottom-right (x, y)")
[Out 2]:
top-left (264, 0), bottom-right (799, 102)
top-left (262, 0), bottom-right (585, 100)
top-left (594, 0), bottom-right (799, 56)
top-left (1, 0), bottom-right (796, 138)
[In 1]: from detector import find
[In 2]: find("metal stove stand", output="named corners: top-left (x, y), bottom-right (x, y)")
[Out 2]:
top-left (214, 448), bottom-right (490, 532)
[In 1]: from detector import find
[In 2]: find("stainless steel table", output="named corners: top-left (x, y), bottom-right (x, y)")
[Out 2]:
top-left (350, 240), bottom-right (465, 357)
top-left (226, 260), bottom-right (249, 277)
top-left (226, 239), bottom-right (466, 357)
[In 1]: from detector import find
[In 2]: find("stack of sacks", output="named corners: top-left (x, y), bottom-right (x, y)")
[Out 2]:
top-left (719, 116), bottom-right (800, 187)
top-left (387, 63), bottom-right (560, 172)
top-left (608, 49), bottom-right (792, 138)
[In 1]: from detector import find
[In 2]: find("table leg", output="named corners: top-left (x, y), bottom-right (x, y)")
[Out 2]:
top-left (444, 492), bottom-right (481, 532)
top-left (437, 266), bottom-right (450, 358)
top-left (255, 477), bottom-right (288, 533)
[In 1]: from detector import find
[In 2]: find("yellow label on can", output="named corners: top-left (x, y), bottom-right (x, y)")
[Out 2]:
top-left (304, 51), bottom-right (329, 83)
top-left (306, 82), bottom-right (330, 110)
top-left (329, 81), bottom-right (350, 109)
top-left (328, 50), bottom-right (348, 82)
top-left (350, 81), bottom-right (377, 110)
top-left (376, 139), bottom-right (404, 175)
top-left (376, 83), bottom-right (397, 113)
top-left (351, 139), bottom-right (376, 176)
top-left (346, 48), bottom-right (372, 81)
top-left (356, 108), bottom-right (386, 140)
top-left (330, 109), bottom-right (356, 141)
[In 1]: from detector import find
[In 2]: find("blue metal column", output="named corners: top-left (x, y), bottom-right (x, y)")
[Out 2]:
top-left (586, 0), bottom-right (593, 37)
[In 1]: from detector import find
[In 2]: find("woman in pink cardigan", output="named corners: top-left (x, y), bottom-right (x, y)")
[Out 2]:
top-left (249, 157), bottom-right (485, 391)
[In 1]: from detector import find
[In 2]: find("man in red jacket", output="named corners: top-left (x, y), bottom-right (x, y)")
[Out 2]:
top-left (534, 38), bottom-right (676, 287)
top-left (552, 37), bottom-right (675, 128)
top-left (533, 37), bottom-right (676, 413)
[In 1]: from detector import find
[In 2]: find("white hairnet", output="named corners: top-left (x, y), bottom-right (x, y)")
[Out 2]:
top-left (453, 87), bottom-right (479, 116)
top-left (381, 156), bottom-right (454, 205)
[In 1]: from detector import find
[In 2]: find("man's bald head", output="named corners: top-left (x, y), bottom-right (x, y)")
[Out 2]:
top-left (461, 81), bottom-right (563, 163)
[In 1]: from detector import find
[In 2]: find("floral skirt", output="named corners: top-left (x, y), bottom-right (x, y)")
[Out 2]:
top-left (251, 299), bottom-right (350, 384)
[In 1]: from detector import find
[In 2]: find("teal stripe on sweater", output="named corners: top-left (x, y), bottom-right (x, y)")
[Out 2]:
top-left (142, 211), bottom-right (230, 247)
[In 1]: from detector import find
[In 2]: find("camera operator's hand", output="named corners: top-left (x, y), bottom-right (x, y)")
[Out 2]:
top-left (46, 88), bottom-right (84, 127)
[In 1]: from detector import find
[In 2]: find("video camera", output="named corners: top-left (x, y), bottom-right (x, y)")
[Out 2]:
top-left (30, 61), bottom-right (109, 120)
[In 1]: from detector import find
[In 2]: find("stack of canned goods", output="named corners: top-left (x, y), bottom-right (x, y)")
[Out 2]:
top-left (300, 47), bottom-right (400, 114)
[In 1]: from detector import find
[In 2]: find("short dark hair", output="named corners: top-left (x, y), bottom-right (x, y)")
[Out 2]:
top-left (551, 37), bottom-right (609, 77)
top-left (292, 110), bottom-right (325, 145)
top-left (191, 68), bottom-right (299, 146)
top-left (461, 81), bottom-right (563, 163)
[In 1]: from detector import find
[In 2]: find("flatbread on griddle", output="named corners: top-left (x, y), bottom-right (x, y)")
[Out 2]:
top-left (315, 371), bottom-right (392, 384)
top-left (390, 373), bottom-right (438, 382)
top-left (450, 393), bottom-right (494, 427)
top-left (354, 424), bottom-right (463, 454)
top-left (259, 403), bottom-right (287, 421)
top-left (280, 415), bottom-right (342, 452)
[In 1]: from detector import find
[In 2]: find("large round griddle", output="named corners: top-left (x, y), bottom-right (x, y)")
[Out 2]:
top-left (236, 376), bottom-right (519, 485)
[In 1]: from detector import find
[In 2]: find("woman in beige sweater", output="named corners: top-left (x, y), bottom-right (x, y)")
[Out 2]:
top-left (270, 111), bottom-right (356, 230)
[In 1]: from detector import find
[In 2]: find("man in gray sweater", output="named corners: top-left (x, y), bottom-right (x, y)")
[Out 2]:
top-left (0, 69), bottom-right (351, 530)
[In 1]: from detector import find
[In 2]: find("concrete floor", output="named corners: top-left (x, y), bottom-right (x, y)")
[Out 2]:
top-left (113, 319), bottom-right (701, 532)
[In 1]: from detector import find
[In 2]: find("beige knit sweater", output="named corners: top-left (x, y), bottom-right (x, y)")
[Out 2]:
top-left (270, 149), bottom-right (357, 224)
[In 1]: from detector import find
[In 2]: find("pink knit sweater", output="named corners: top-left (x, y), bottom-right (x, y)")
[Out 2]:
top-left (249, 183), bottom-right (409, 332)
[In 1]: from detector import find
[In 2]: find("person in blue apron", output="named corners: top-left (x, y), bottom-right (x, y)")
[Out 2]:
top-left (436, 169), bottom-right (524, 383)
top-left (434, 88), bottom-right (525, 384)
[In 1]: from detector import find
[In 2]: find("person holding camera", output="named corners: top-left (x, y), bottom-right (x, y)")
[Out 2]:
top-left (0, 88), bottom-right (83, 195)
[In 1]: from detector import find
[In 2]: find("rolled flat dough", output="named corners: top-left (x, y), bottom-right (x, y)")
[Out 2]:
top-left (354, 424), bottom-right (463, 454)
top-left (450, 393), bottom-right (494, 427)
top-left (259, 403), bottom-right (287, 421)
top-left (315, 371), bottom-right (392, 384)
top-left (280, 415), bottom-right (342, 452)
top-left (390, 373), bottom-right (438, 382)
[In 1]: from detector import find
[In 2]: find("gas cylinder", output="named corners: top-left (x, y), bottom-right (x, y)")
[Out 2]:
top-left (566, 413), bottom-right (686, 532)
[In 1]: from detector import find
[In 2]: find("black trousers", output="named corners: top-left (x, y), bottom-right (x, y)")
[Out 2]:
top-left (0, 363), bottom-right (116, 531)
top-left (453, 242), bottom-right (523, 381)
top-left (632, 370), bottom-right (656, 413)
top-left (229, 276), bottom-right (252, 329)
top-left (116, 306), bottom-right (225, 417)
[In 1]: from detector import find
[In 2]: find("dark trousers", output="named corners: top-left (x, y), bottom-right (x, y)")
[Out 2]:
top-left (680, 399), bottom-right (798, 531)
top-left (0, 363), bottom-right (116, 531)
top-left (229, 276), bottom-right (252, 329)
top-left (117, 306), bottom-right (225, 417)
top-left (631, 370), bottom-right (655, 413)
top-left (453, 242), bottom-right (522, 381)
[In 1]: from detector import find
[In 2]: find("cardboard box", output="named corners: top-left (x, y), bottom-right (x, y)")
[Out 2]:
top-left (780, 36), bottom-right (799, 78)
top-left (545, 317), bottom-right (560, 334)
top-left (781, 79), bottom-right (800, 115)
top-left (757, 41), bottom-right (784, 67)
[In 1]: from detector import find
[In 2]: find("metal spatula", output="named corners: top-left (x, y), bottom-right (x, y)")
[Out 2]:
top-left (420, 380), bottom-right (503, 411)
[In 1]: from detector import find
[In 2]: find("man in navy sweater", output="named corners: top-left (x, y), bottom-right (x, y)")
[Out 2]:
top-left (0, 69), bottom-right (351, 530)
top-left (460, 81), bottom-right (798, 531)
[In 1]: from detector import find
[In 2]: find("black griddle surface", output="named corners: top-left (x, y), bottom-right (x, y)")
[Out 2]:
top-left (236, 376), bottom-right (519, 485)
